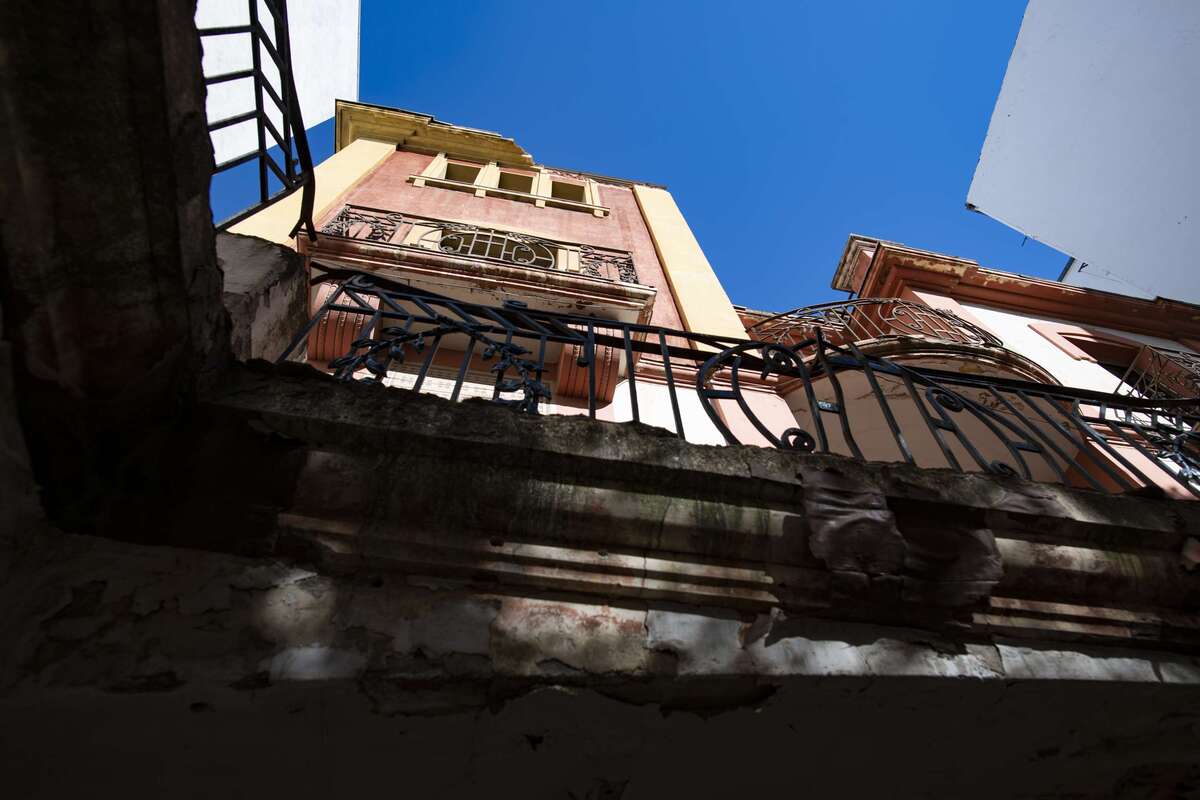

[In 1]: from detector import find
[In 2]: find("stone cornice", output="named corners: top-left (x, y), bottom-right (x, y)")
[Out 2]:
top-left (335, 100), bottom-right (535, 167)
top-left (832, 235), bottom-right (1200, 341)
top-left (334, 100), bottom-right (668, 188)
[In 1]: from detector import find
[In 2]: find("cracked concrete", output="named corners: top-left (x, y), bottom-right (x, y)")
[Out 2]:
top-left (4, 533), bottom-right (1198, 698)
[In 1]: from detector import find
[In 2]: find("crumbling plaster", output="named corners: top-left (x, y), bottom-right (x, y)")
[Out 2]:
top-left (219, 232), bottom-right (309, 362)
top-left (4, 529), bottom-right (1199, 696)
top-left (2, 527), bottom-right (1199, 798)
top-left (202, 362), bottom-right (1200, 648)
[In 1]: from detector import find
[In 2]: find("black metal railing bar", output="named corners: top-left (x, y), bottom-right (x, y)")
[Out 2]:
top-left (749, 298), bottom-right (1002, 350)
top-left (199, 0), bottom-right (315, 239)
top-left (279, 271), bottom-right (1200, 498)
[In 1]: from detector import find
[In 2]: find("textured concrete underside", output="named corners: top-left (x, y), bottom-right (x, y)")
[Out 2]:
top-left (213, 362), bottom-right (1200, 650)
top-left (1, 531), bottom-right (1199, 799)
top-left (4, 677), bottom-right (1198, 799)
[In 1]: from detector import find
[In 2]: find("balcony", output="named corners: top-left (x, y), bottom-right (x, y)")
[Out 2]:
top-left (1119, 344), bottom-right (1200, 400)
top-left (303, 204), bottom-right (655, 325)
top-left (284, 272), bottom-right (1200, 499)
top-left (318, 205), bottom-right (638, 283)
top-left (747, 297), bottom-right (1002, 352)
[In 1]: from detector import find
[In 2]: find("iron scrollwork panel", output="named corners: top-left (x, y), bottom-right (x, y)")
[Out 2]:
top-left (693, 334), bottom-right (1200, 498)
top-left (280, 270), bottom-right (1199, 498)
top-left (418, 225), bottom-right (557, 270)
top-left (321, 206), bottom-right (407, 242)
top-left (580, 246), bottom-right (639, 283)
top-left (749, 298), bottom-right (1003, 350)
top-left (295, 274), bottom-right (555, 413)
top-left (318, 205), bottom-right (645, 284)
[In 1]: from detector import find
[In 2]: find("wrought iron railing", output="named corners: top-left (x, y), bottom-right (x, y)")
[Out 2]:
top-left (1119, 345), bottom-right (1200, 401)
top-left (199, 0), bottom-right (315, 238)
top-left (318, 204), bottom-right (640, 284)
top-left (280, 271), bottom-right (1200, 498)
top-left (748, 298), bottom-right (1003, 351)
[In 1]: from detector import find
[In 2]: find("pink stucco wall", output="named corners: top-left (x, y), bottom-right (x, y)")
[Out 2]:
top-left (332, 150), bottom-right (684, 330)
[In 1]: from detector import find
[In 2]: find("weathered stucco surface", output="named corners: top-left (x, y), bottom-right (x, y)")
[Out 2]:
top-left (2, 524), bottom-right (1199, 798)
top-left (198, 362), bottom-right (1199, 649)
top-left (0, 0), bottom-right (229, 532)
top-left (219, 232), bottom-right (308, 361)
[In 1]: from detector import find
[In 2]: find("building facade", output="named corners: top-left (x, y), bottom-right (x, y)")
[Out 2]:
top-left (4, 12), bottom-right (1200, 797)
top-left (234, 100), bottom-right (778, 446)
top-left (741, 235), bottom-right (1200, 499)
top-left (234, 100), bottom-right (1200, 502)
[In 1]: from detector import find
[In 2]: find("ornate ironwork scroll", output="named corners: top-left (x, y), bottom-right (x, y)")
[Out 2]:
top-left (321, 206), bottom-right (406, 242)
top-left (580, 246), bottom-right (639, 283)
top-left (748, 298), bottom-right (1003, 351)
top-left (694, 331), bottom-right (1200, 498)
top-left (418, 223), bottom-right (557, 270)
top-left (280, 269), bottom-right (1200, 499)
top-left (318, 205), bottom-right (643, 284)
top-left (1119, 345), bottom-right (1200, 400)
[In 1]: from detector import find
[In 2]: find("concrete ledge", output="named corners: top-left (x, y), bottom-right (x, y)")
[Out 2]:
top-left (201, 362), bottom-right (1200, 651)
top-left (1, 363), bottom-right (1198, 798)
top-left (218, 233), bottom-right (307, 362)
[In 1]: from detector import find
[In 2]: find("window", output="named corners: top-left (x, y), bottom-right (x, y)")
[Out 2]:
top-left (550, 180), bottom-right (586, 203)
top-left (410, 154), bottom-right (609, 216)
top-left (444, 161), bottom-right (482, 184)
top-left (1062, 334), bottom-right (1140, 383)
top-left (1030, 322), bottom-right (1143, 388)
top-left (498, 171), bottom-right (534, 193)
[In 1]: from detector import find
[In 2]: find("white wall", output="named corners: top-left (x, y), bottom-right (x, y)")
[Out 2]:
top-left (376, 370), bottom-right (729, 446)
top-left (1058, 258), bottom-right (1163, 300)
top-left (197, 0), bottom-right (360, 165)
top-left (961, 302), bottom-right (1194, 394)
top-left (967, 0), bottom-right (1200, 304)
top-left (610, 381), bottom-right (728, 446)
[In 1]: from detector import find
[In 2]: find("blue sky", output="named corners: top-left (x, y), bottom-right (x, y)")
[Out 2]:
top-left (214, 0), bottom-right (1066, 311)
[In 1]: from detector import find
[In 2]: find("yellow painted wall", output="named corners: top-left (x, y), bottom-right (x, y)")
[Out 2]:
top-left (229, 138), bottom-right (395, 246)
top-left (632, 185), bottom-right (745, 339)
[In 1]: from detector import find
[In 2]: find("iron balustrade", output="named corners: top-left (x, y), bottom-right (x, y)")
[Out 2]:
top-left (704, 338), bottom-right (1200, 498)
top-left (199, 0), bottom-right (316, 238)
top-left (1118, 345), bottom-right (1200, 401)
top-left (280, 271), bottom-right (1200, 498)
top-left (748, 298), bottom-right (1003, 352)
top-left (318, 204), bottom-right (641, 284)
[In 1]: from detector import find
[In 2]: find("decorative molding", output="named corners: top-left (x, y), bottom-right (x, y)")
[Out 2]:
top-left (335, 100), bottom-right (534, 166)
top-left (1029, 321), bottom-right (1140, 362)
top-left (839, 237), bottom-right (1200, 342)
